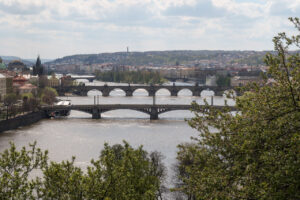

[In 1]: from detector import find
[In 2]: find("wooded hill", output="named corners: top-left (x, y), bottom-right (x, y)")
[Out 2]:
top-left (45, 50), bottom-right (274, 67)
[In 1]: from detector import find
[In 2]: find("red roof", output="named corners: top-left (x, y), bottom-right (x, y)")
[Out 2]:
top-left (13, 76), bottom-right (28, 82)
top-left (19, 83), bottom-right (37, 89)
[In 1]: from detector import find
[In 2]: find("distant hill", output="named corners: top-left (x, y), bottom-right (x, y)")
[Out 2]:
top-left (0, 56), bottom-right (53, 66)
top-left (24, 58), bottom-right (54, 64)
top-left (45, 50), bottom-right (272, 67)
top-left (0, 55), bottom-right (34, 66)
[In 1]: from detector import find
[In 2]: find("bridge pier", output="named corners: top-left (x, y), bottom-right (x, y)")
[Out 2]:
top-left (150, 107), bottom-right (158, 120)
top-left (192, 90), bottom-right (201, 96)
top-left (80, 91), bottom-right (88, 96)
top-left (126, 90), bottom-right (133, 97)
top-left (102, 90), bottom-right (110, 97)
top-left (92, 108), bottom-right (101, 119)
top-left (170, 90), bottom-right (178, 96)
top-left (148, 90), bottom-right (155, 97)
top-left (58, 91), bottom-right (65, 96)
top-left (214, 91), bottom-right (224, 96)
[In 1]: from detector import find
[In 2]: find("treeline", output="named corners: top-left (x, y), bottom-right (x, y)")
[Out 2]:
top-left (0, 87), bottom-right (58, 120)
top-left (0, 142), bottom-right (166, 199)
top-left (95, 70), bottom-right (166, 84)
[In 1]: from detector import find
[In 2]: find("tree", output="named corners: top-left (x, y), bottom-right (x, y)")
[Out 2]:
top-left (33, 56), bottom-right (43, 76)
top-left (41, 87), bottom-right (58, 105)
top-left (85, 142), bottom-right (166, 200)
top-left (0, 142), bottom-right (48, 199)
top-left (174, 17), bottom-right (300, 200)
top-left (0, 142), bottom-right (166, 199)
top-left (216, 74), bottom-right (231, 87)
top-left (37, 157), bottom-right (85, 199)
top-left (4, 93), bottom-right (18, 106)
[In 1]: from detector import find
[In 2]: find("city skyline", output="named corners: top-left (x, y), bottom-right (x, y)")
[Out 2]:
top-left (0, 0), bottom-right (299, 59)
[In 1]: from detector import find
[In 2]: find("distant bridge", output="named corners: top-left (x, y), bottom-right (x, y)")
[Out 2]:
top-left (42, 104), bottom-right (237, 120)
top-left (70, 76), bottom-right (96, 82)
top-left (54, 84), bottom-right (239, 97)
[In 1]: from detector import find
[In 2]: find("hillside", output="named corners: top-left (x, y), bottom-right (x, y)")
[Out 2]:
top-left (45, 50), bottom-right (272, 67)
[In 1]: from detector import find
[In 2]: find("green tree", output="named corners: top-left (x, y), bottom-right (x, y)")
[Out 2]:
top-left (41, 87), bottom-right (58, 105)
top-left (37, 157), bottom-right (85, 199)
top-left (85, 142), bottom-right (166, 200)
top-left (0, 142), bottom-right (48, 199)
top-left (0, 142), bottom-right (166, 199)
top-left (4, 93), bottom-right (18, 106)
top-left (216, 74), bottom-right (231, 87)
top-left (33, 56), bottom-right (43, 76)
top-left (174, 17), bottom-right (300, 200)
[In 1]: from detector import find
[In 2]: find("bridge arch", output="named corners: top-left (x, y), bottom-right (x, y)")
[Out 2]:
top-left (132, 88), bottom-right (149, 96)
top-left (200, 89), bottom-right (215, 97)
top-left (68, 109), bottom-right (93, 118)
top-left (159, 110), bottom-right (194, 118)
top-left (87, 89), bottom-right (102, 96)
top-left (223, 89), bottom-right (237, 98)
top-left (155, 88), bottom-right (171, 96)
top-left (74, 79), bottom-right (90, 83)
top-left (109, 88), bottom-right (126, 96)
top-left (100, 109), bottom-right (149, 118)
top-left (177, 88), bottom-right (193, 96)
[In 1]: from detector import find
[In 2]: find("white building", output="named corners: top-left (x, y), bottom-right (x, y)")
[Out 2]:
top-left (0, 74), bottom-right (7, 101)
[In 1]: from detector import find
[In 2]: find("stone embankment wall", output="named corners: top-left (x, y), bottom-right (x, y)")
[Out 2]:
top-left (0, 111), bottom-right (47, 133)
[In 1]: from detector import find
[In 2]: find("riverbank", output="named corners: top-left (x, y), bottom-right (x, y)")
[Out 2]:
top-left (0, 111), bottom-right (47, 133)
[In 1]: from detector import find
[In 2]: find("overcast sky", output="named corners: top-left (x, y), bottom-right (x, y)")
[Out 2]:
top-left (0, 0), bottom-right (299, 59)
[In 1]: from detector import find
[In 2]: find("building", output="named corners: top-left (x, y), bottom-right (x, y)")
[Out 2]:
top-left (231, 76), bottom-right (263, 87)
top-left (8, 60), bottom-right (28, 72)
top-left (0, 73), bottom-right (13, 101)
top-left (13, 75), bottom-right (28, 87)
top-left (13, 75), bottom-right (28, 94)
top-left (0, 62), bottom-right (7, 71)
top-left (205, 75), bottom-right (217, 86)
top-left (60, 75), bottom-right (74, 87)
top-left (18, 83), bottom-right (38, 95)
top-left (48, 74), bottom-right (60, 87)
top-left (0, 74), bottom-right (6, 101)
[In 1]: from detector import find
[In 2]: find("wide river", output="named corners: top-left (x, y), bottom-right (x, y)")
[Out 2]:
top-left (0, 80), bottom-right (235, 188)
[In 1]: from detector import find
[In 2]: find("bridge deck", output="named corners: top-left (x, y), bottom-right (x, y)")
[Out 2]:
top-left (43, 104), bottom-right (236, 111)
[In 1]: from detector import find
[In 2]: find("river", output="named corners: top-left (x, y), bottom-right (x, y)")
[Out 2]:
top-left (0, 80), bottom-right (235, 191)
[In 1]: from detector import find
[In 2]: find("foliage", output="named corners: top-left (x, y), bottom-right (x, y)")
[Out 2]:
top-left (0, 142), bottom-right (48, 199)
top-left (22, 93), bottom-right (40, 112)
top-left (174, 18), bottom-right (300, 200)
top-left (4, 93), bottom-right (18, 106)
top-left (49, 50), bottom-right (274, 68)
top-left (0, 142), bottom-right (166, 199)
top-left (37, 157), bottom-right (85, 199)
top-left (41, 87), bottom-right (58, 105)
top-left (216, 74), bottom-right (231, 87)
top-left (95, 70), bottom-right (167, 84)
top-left (85, 142), bottom-right (166, 200)
top-left (22, 92), bottom-right (34, 100)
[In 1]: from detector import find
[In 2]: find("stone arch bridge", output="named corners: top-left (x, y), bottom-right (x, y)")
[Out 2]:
top-left (43, 104), bottom-right (237, 120)
top-left (54, 84), bottom-right (239, 97)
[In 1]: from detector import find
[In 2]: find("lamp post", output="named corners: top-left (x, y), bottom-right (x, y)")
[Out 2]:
top-left (4, 103), bottom-right (8, 120)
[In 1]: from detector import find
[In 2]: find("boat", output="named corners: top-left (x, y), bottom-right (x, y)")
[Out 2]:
top-left (51, 100), bottom-right (71, 117)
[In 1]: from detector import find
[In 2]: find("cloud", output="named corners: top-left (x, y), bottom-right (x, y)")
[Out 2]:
top-left (164, 0), bottom-right (226, 18)
top-left (0, 0), bottom-right (298, 58)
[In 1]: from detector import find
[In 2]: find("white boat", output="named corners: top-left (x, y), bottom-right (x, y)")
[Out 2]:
top-left (51, 100), bottom-right (71, 117)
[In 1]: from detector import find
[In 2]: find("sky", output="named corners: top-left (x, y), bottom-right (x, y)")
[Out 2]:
top-left (0, 0), bottom-right (299, 59)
